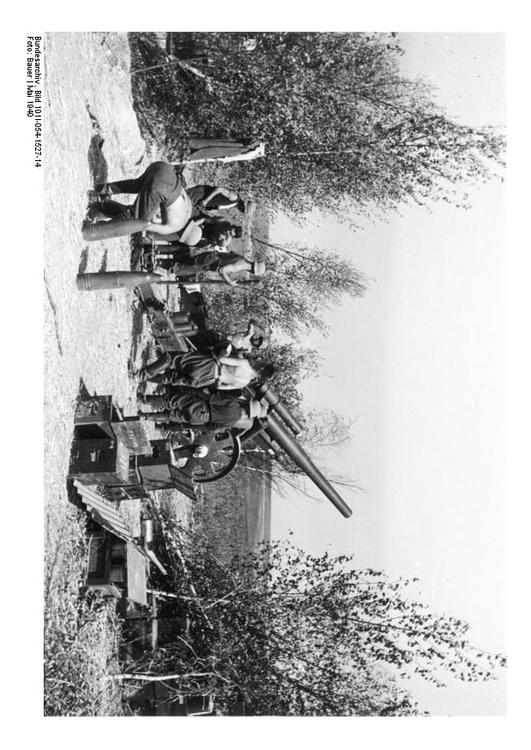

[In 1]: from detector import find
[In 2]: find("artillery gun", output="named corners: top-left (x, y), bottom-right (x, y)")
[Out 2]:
top-left (69, 376), bottom-right (352, 518)
top-left (70, 276), bottom-right (352, 517)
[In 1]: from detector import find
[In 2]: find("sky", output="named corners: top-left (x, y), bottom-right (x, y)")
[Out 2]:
top-left (269, 33), bottom-right (506, 715)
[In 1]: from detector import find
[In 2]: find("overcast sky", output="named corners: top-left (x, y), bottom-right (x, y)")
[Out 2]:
top-left (269, 33), bottom-right (506, 716)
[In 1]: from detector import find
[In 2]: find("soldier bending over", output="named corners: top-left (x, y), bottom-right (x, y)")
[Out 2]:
top-left (90, 161), bottom-right (195, 237)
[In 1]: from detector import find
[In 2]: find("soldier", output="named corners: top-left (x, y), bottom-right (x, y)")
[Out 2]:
top-left (144, 217), bottom-right (241, 250)
top-left (192, 320), bottom-right (267, 355)
top-left (187, 184), bottom-right (248, 217)
top-left (173, 252), bottom-right (266, 288)
top-left (183, 138), bottom-right (265, 164)
top-left (139, 350), bottom-right (274, 391)
top-left (89, 161), bottom-right (197, 238)
top-left (198, 219), bottom-right (243, 248)
top-left (139, 389), bottom-right (268, 430)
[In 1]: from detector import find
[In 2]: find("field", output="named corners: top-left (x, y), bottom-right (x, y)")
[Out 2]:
top-left (198, 468), bottom-right (271, 561)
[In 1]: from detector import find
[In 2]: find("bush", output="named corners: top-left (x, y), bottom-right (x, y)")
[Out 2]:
top-left (44, 503), bottom-right (124, 716)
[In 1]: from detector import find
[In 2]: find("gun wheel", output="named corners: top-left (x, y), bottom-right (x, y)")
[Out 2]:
top-left (191, 430), bottom-right (241, 483)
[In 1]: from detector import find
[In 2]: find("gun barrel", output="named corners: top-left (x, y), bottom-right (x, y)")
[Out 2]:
top-left (265, 413), bottom-right (352, 519)
top-left (255, 384), bottom-right (303, 435)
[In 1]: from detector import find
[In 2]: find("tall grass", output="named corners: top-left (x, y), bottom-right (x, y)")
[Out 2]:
top-left (44, 503), bottom-right (124, 716)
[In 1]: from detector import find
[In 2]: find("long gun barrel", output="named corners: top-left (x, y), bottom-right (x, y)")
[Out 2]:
top-left (254, 383), bottom-right (304, 435)
top-left (264, 412), bottom-right (352, 519)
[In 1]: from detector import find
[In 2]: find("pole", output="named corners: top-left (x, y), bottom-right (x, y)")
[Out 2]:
top-left (154, 279), bottom-right (263, 288)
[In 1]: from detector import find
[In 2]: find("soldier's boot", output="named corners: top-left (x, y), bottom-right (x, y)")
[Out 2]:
top-left (139, 409), bottom-right (172, 421)
top-left (140, 353), bottom-right (173, 379)
top-left (88, 183), bottom-right (114, 200)
top-left (138, 375), bottom-right (168, 387)
top-left (89, 182), bottom-right (129, 197)
top-left (137, 380), bottom-right (168, 394)
top-left (139, 395), bottom-right (169, 410)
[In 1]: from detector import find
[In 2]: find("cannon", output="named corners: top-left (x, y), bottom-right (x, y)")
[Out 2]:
top-left (240, 384), bottom-right (352, 519)
top-left (69, 384), bottom-right (352, 519)
top-left (138, 291), bottom-right (352, 518)
top-left (142, 379), bottom-right (352, 519)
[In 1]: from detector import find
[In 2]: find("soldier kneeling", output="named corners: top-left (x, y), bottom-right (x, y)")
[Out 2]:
top-left (139, 389), bottom-right (268, 431)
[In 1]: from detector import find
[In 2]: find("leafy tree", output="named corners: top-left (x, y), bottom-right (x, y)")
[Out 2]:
top-left (204, 241), bottom-right (366, 338)
top-left (130, 32), bottom-right (505, 221)
top-left (250, 342), bottom-right (322, 415)
top-left (255, 242), bottom-right (367, 336)
top-left (201, 243), bottom-right (365, 412)
top-left (299, 407), bottom-right (353, 450)
top-left (121, 523), bottom-right (506, 716)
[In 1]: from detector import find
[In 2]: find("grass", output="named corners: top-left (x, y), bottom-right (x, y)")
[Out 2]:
top-left (44, 502), bottom-right (124, 716)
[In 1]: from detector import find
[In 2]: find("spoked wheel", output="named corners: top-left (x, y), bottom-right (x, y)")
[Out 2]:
top-left (190, 429), bottom-right (241, 483)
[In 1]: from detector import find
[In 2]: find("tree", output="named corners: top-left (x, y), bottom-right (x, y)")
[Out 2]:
top-left (122, 520), bottom-right (506, 716)
top-left (130, 32), bottom-right (505, 222)
top-left (204, 241), bottom-right (366, 339)
top-left (250, 342), bottom-right (322, 415)
top-left (299, 407), bottom-right (353, 450)
top-left (255, 243), bottom-right (367, 336)
top-left (201, 243), bottom-right (365, 412)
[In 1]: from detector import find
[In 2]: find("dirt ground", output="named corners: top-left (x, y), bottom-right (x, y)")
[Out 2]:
top-left (44, 33), bottom-right (146, 500)
top-left (43, 32), bottom-right (163, 715)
